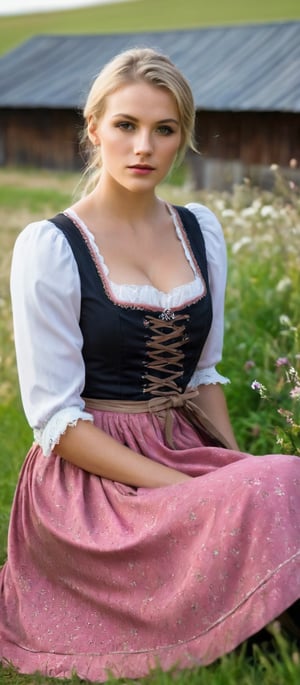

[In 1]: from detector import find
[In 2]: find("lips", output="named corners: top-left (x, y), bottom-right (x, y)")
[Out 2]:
top-left (128, 164), bottom-right (155, 170)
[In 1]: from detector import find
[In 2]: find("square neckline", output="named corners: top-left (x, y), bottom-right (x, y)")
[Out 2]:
top-left (64, 203), bottom-right (205, 308)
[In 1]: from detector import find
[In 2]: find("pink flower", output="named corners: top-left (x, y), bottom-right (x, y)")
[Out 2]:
top-left (276, 357), bottom-right (289, 367)
top-left (244, 360), bottom-right (255, 370)
top-left (278, 408), bottom-right (294, 424)
top-left (290, 386), bottom-right (300, 399)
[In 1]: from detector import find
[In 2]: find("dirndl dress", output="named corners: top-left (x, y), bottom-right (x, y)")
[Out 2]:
top-left (0, 205), bottom-right (299, 682)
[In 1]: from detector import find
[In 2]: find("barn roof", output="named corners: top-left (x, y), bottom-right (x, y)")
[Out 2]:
top-left (0, 22), bottom-right (299, 112)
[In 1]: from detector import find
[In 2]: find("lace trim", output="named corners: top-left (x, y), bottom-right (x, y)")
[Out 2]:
top-left (188, 366), bottom-right (230, 388)
top-left (168, 204), bottom-right (206, 293)
top-left (34, 406), bottom-right (94, 457)
top-left (64, 207), bottom-right (205, 310)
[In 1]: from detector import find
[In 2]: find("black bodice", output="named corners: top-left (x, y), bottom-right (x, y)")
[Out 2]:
top-left (50, 207), bottom-right (213, 401)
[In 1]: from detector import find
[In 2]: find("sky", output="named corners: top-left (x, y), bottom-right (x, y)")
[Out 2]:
top-left (0, 0), bottom-right (127, 15)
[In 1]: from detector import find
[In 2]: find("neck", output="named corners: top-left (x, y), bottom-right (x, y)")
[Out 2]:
top-left (90, 177), bottom-right (163, 222)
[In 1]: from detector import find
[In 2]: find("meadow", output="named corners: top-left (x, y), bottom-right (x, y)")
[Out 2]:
top-left (0, 165), bottom-right (299, 684)
top-left (0, 0), bottom-right (300, 56)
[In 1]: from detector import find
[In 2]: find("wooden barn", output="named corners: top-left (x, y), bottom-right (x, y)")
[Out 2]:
top-left (0, 22), bottom-right (299, 189)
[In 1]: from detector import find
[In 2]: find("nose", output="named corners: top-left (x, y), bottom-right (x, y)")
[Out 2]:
top-left (134, 129), bottom-right (153, 156)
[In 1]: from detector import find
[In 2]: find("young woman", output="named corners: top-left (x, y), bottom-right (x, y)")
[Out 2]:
top-left (0, 48), bottom-right (299, 682)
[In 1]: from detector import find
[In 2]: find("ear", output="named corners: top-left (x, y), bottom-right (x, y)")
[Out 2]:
top-left (87, 115), bottom-right (100, 146)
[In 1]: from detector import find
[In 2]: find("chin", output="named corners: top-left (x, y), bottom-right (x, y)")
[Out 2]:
top-left (126, 180), bottom-right (157, 193)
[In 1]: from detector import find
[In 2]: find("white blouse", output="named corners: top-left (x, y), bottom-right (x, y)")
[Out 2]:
top-left (10, 202), bottom-right (229, 456)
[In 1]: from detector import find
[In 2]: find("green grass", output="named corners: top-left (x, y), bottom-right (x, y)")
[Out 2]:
top-left (0, 0), bottom-right (300, 56)
top-left (1, 633), bottom-right (300, 683)
top-left (0, 400), bottom-right (31, 563)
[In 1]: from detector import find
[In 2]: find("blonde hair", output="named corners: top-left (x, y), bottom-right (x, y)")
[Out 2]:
top-left (79, 47), bottom-right (197, 194)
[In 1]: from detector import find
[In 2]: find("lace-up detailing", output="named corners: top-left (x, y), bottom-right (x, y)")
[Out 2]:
top-left (142, 309), bottom-right (190, 396)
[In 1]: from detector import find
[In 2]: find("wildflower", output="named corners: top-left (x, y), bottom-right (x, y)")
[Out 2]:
top-left (241, 206), bottom-right (257, 217)
top-left (278, 408), bottom-right (294, 424)
top-left (289, 158), bottom-right (298, 169)
top-left (287, 366), bottom-right (299, 383)
top-left (221, 209), bottom-right (235, 218)
top-left (289, 180), bottom-right (296, 190)
top-left (244, 360), bottom-right (255, 370)
top-left (279, 314), bottom-right (292, 328)
top-left (231, 236), bottom-right (251, 254)
top-left (290, 386), bottom-right (300, 399)
top-left (260, 205), bottom-right (276, 218)
top-left (270, 163), bottom-right (279, 171)
top-left (276, 357), bottom-right (289, 367)
top-left (251, 380), bottom-right (267, 398)
top-left (276, 277), bottom-right (292, 293)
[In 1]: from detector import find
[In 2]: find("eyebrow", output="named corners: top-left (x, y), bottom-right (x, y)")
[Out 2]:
top-left (112, 114), bottom-right (180, 125)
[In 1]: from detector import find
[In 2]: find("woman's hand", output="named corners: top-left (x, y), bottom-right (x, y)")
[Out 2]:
top-left (57, 419), bottom-right (192, 488)
top-left (193, 383), bottom-right (239, 450)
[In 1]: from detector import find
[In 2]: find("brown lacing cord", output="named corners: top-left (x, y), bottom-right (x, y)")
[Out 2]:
top-left (83, 312), bottom-right (231, 449)
top-left (143, 313), bottom-right (190, 395)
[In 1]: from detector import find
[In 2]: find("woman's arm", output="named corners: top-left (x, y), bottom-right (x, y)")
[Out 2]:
top-left (57, 419), bottom-right (191, 487)
top-left (194, 383), bottom-right (239, 450)
top-left (184, 205), bottom-right (238, 449)
top-left (186, 202), bottom-right (228, 389)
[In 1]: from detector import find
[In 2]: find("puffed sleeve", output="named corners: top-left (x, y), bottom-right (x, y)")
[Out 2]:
top-left (185, 203), bottom-right (230, 386)
top-left (10, 219), bottom-right (93, 457)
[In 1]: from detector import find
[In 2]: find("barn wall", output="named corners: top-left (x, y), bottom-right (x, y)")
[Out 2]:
top-left (190, 111), bottom-right (300, 189)
top-left (195, 111), bottom-right (300, 164)
top-left (0, 108), bottom-right (83, 170)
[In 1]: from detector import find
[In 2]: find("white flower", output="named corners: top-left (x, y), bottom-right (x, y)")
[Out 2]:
top-left (251, 380), bottom-right (267, 398)
top-left (260, 205), bottom-right (276, 218)
top-left (222, 208), bottom-right (235, 217)
top-left (231, 236), bottom-right (252, 254)
top-left (276, 277), bottom-right (292, 293)
top-left (241, 206), bottom-right (257, 217)
top-left (279, 314), bottom-right (292, 328)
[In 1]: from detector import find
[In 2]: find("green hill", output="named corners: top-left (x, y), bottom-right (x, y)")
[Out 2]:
top-left (0, 0), bottom-right (300, 56)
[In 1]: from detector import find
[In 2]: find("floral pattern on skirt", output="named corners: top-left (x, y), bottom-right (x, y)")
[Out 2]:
top-left (0, 408), bottom-right (299, 681)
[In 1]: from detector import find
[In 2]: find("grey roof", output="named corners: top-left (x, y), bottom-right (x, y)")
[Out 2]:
top-left (0, 22), bottom-right (300, 112)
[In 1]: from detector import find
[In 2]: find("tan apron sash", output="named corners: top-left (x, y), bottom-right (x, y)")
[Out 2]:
top-left (83, 390), bottom-right (231, 449)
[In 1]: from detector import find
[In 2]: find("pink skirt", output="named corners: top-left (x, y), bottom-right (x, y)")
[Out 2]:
top-left (0, 408), bottom-right (299, 681)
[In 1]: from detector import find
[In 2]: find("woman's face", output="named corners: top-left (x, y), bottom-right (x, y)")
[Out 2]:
top-left (88, 81), bottom-right (182, 194)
